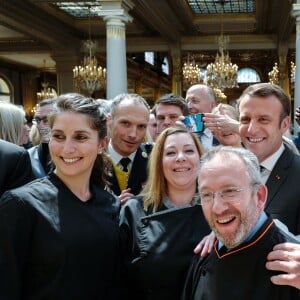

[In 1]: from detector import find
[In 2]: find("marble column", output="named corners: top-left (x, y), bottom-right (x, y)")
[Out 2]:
top-left (99, 0), bottom-right (134, 99)
top-left (292, 2), bottom-right (300, 133)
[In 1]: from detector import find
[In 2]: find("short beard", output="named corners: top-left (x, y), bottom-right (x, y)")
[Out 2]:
top-left (209, 206), bottom-right (261, 249)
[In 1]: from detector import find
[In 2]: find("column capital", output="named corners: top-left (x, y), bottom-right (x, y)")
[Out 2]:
top-left (292, 4), bottom-right (300, 19)
top-left (98, 0), bottom-right (134, 23)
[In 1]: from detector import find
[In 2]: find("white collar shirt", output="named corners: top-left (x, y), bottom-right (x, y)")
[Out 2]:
top-left (260, 143), bottom-right (285, 184)
top-left (200, 128), bottom-right (214, 152)
top-left (107, 141), bottom-right (136, 171)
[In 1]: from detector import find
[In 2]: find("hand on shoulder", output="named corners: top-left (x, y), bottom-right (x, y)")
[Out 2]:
top-left (266, 242), bottom-right (300, 290)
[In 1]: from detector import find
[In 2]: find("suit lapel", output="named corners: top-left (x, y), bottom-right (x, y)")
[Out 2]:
top-left (265, 147), bottom-right (293, 209)
top-left (127, 147), bottom-right (149, 193)
top-left (107, 146), bottom-right (150, 195)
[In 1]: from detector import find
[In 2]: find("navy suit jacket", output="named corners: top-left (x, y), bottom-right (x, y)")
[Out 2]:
top-left (264, 146), bottom-right (300, 235)
top-left (0, 139), bottom-right (33, 197)
top-left (107, 144), bottom-right (153, 196)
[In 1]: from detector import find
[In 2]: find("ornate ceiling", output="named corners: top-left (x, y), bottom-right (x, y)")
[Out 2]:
top-left (0, 0), bottom-right (296, 84)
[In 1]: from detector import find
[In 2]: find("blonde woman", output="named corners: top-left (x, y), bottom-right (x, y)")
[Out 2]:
top-left (0, 102), bottom-right (29, 146)
top-left (120, 127), bottom-right (210, 300)
top-left (211, 103), bottom-right (242, 147)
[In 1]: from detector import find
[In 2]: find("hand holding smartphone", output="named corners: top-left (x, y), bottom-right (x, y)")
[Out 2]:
top-left (183, 113), bottom-right (205, 133)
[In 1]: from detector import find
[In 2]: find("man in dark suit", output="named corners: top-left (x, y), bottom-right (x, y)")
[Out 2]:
top-left (0, 139), bottom-right (33, 196)
top-left (106, 93), bottom-right (152, 204)
top-left (238, 83), bottom-right (300, 235)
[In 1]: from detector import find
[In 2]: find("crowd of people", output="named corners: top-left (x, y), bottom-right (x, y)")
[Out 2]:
top-left (0, 82), bottom-right (299, 299)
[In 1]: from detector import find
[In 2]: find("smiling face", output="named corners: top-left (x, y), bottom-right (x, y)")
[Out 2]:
top-left (49, 112), bottom-right (104, 182)
top-left (199, 154), bottom-right (267, 249)
top-left (186, 85), bottom-right (215, 114)
top-left (239, 95), bottom-right (290, 162)
top-left (108, 99), bottom-right (149, 156)
top-left (162, 132), bottom-right (200, 192)
top-left (213, 105), bottom-right (241, 147)
top-left (214, 129), bottom-right (241, 147)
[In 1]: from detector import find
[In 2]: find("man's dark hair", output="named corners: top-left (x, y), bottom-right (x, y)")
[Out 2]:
top-left (238, 83), bottom-right (291, 123)
top-left (154, 93), bottom-right (189, 116)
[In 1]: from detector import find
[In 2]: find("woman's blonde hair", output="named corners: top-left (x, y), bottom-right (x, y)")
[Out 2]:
top-left (0, 102), bottom-right (25, 145)
top-left (29, 124), bottom-right (40, 146)
top-left (142, 126), bottom-right (204, 211)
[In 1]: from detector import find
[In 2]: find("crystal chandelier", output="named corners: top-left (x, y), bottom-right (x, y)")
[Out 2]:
top-left (182, 53), bottom-right (200, 86)
top-left (213, 88), bottom-right (227, 102)
top-left (206, 1), bottom-right (238, 91)
top-left (290, 61), bottom-right (296, 85)
top-left (37, 59), bottom-right (55, 101)
top-left (206, 35), bottom-right (238, 91)
top-left (73, 6), bottom-right (106, 96)
top-left (268, 62), bottom-right (279, 85)
top-left (37, 82), bottom-right (55, 101)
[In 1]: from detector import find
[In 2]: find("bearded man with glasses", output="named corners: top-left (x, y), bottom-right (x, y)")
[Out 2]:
top-left (181, 146), bottom-right (299, 300)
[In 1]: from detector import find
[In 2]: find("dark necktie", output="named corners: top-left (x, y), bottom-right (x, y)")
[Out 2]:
top-left (260, 165), bottom-right (265, 173)
top-left (119, 157), bottom-right (131, 172)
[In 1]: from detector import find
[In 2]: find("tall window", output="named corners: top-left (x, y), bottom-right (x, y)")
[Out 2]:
top-left (237, 67), bottom-right (261, 83)
top-left (0, 77), bottom-right (12, 102)
top-left (162, 56), bottom-right (169, 75)
top-left (145, 52), bottom-right (154, 65)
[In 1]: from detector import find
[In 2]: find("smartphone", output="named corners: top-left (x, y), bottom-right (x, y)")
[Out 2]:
top-left (183, 113), bottom-right (205, 133)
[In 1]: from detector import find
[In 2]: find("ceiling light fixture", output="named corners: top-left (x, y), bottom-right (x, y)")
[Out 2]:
top-left (182, 53), bottom-right (200, 87)
top-left (206, 0), bottom-right (238, 91)
top-left (37, 59), bottom-right (55, 101)
top-left (268, 62), bottom-right (279, 85)
top-left (290, 61), bottom-right (296, 86)
top-left (73, 5), bottom-right (106, 96)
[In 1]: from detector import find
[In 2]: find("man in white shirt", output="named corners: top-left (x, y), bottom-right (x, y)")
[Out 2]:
top-left (185, 84), bottom-right (219, 151)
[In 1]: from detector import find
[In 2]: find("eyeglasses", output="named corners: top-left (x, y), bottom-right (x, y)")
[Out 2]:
top-left (199, 186), bottom-right (253, 205)
top-left (33, 116), bottom-right (48, 124)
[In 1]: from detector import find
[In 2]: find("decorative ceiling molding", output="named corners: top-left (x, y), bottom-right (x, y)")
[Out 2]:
top-left (0, 0), bottom-right (296, 71)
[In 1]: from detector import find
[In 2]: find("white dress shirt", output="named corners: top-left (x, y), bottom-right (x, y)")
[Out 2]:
top-left (260, 143), bottom-right (284, 184)
top-left (107, 142), bottom-right (136, 171)
top-left (199, 128), bottom-right (214, 152)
